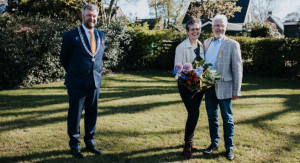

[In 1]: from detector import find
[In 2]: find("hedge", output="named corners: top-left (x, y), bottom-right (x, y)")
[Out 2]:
top-left (131, 32), bottom-right (300, 77)
top-left (0, 14), bottom-right (73, 89)
top-left (1, 14), bottom-right (299, 90)
top-left (234, 37), bottom-right (300, 77)
top-left (0, 14), bottom-right (131, 89)
top-left (123, 24), bottom-right (185, 70)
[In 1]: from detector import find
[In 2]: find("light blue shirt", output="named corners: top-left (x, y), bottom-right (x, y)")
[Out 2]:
top-left (205, 36), bottom-right (224, 70)
top-left (82, 24), bottom-right (94, 46)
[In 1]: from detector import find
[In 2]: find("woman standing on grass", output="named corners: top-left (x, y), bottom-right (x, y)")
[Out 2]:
top-left (174, 17), bottom-right (204, 159)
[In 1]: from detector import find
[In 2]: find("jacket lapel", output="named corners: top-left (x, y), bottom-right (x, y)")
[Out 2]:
top-left (79, 26), bottom-right (91, 52)
top-left (215, 36), bottom-right (228, 70)
top-left (218, 36), bottom-right (228, 54)
top-left (204, 37), bottom-right (213, 52)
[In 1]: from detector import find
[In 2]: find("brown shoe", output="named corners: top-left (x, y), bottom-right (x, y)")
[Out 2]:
top-left (183, 142), bottom-right (193, 159)
top-left (191, 142), bottom-right (198, 152)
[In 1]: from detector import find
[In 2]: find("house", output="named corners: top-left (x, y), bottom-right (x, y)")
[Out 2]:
top-left (201, 21), bottom-right (244, 35)
top-left (135, 17), bottom-right (164, 30)
top-left (265, 11), bottom-right (284, 34)
top-left (181, 0), bottom-right (253, 34)
top-left (283, 21), bottom-right (300, 38)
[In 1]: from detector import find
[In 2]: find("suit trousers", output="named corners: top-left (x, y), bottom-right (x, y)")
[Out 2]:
top-left (178, 82), bottom-right (203, 142)
top-left (67, 87), bottom-right (100, 149)
top-left (205, 86), bottom-right (234, 150)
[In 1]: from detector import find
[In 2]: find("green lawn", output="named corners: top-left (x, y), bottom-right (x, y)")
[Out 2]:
top-left (0, 70), bottom-right (299, 162)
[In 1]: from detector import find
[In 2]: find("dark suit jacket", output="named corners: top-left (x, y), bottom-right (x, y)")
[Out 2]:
top-left (60, 25), bottom-right (105, 89)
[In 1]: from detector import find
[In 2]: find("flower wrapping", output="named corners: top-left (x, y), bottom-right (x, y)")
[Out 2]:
top-left (173, 59), bottom-right (222, 93)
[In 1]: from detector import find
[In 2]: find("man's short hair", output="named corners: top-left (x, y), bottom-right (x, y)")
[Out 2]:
top-left (186, 17), bottom-right (202, 31)
top-left (82, 4), bottom-right (99, 15)
top-left (212, 14), bottom-right (228, 27)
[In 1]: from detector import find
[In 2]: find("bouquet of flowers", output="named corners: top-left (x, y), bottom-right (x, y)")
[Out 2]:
top-left (173, 59), bottom-right (222, 95)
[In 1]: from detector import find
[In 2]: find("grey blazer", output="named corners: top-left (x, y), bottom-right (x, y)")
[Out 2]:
top-left (203, 36), bottom-right (243, 99)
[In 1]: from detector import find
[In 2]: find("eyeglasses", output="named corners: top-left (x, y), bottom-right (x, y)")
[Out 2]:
top-left (189, 28), bottom-right (200, 31)
top-left (213, 24), bottom-right (226, 28)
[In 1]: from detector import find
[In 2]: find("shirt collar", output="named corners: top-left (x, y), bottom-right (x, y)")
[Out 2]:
top-left (186, 38), bottom-right (202, 48)
top-left (82, 24), bottom-right (94, 33)
top-left (213, 36), bottom-right (224, 42)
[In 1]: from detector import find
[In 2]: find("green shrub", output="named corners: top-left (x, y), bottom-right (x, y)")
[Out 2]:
top-left (0, 14), bottom-right (131, 89)
top-left (123, 30), bottom-right (300, 77)
top-left (98, 21), bottom-right (132, 73)
top-left (234, 37), bottom-right (300, 77)
top-left (0, 14), bottom-right (75, 89)
top-left (124, 24), bottom-right (186, 70)
top-left (242, 22), bottom-right (283, 38)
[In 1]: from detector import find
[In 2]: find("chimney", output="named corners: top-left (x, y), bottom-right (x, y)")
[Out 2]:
top-left (268, 11), bottom-right (272, 15)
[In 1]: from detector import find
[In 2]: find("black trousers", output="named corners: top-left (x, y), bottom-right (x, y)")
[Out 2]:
top-left (178, 82), bottom-right (204, 142)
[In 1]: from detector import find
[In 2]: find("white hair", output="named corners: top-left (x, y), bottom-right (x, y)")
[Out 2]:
top-left (212, 14), bottom-right (228, 27)
top-left (82, 4), bottom-right (99, 15)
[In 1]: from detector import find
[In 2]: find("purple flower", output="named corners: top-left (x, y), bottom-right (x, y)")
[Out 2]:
top-left (194, 66), bottom-right (204, 77)
top-left (174, 63), bottom-right (183, 72)
top-left (173, 63), bottom-right (183, 79)
top-left (183, 63), bottom-right (192, 73)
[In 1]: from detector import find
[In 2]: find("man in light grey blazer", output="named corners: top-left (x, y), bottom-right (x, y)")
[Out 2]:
top-left (202, 14), bottom-right (242, 161)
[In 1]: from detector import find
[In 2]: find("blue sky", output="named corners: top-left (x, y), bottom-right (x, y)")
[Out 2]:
top-left (118, 0), bottom-right (300, 21)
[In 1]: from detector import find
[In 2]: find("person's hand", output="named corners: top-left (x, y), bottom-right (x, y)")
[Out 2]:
top-left (232, 96), bottom-right (239, 100)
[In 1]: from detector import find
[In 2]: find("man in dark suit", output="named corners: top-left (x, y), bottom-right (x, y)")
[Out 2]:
top-left (60, 4), bottom-right (105, 159)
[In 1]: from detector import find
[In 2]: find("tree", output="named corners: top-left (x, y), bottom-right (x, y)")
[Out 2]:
top-left (284, 10), bottom-right (300, 22)
top-left (6, 0), bottom-right (106, 23)
top-left (149, 0), bottom-right (191, 26)
top-left (251, 0), bottom-right (276, 21)
top-left (149, 0), bottom-right (163, 19)
top-left (187, 0), bottom-right (242, 23)
top-left (242, 22), bottom-right (282, 38)
top-left (103, 0), bottom-right (139, 24)
top-left (106, 0), bottom-right (115, 23)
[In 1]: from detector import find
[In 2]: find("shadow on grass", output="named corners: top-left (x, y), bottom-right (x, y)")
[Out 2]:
top-left (237, 77), bottom-right (300, 162)
top-left (0, 145), bottom-right (230, 162)
top-left (242, 75), bottom-right (300, 91)
top-left (0, 84), bottom-right (180, 132)
top-left (0, 86), bottom-right (178, 111)
top-left (0, 94), bottom-right (68, 111)
top-left (0, 146), bottom-right (182, 162)
top-left (99, 100), bottom-right (181, 116)
top-left (0, 99), bottom-right (181, 132)
top-left (1, 72), bottom-right (299, 162)
top-left (1, 145), bottom-right (217, 162)
top-left (0, 150), bottom-right (70, 163)
top-left (21, 86), bottom-right (67, 90)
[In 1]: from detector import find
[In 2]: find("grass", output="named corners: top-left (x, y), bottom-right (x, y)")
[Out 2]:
top-left (0, 70), bottom-right (299, 162)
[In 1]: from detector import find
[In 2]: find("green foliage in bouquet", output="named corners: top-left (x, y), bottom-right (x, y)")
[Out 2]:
top-left (173, 59), bottom-right (222, 95)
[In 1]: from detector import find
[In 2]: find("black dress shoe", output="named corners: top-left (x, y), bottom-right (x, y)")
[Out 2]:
top-left (70, 148), bottom-right (84, 159)
top-left (225, 149), bottom-right (235, 161)
top-left (86, 146), bottom-right (102, 155)
top-left (203, 144), bottom-right (218, 155)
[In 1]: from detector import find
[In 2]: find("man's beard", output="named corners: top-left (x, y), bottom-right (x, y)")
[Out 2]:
top-left (83, 18), bottom-right (95, 29)
top-left (215, 32), bottom-right (225, 38)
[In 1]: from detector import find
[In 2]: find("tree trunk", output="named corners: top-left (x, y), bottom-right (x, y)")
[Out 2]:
top-left (106, 0), bottom-right (115, 24)
top-left (98, 0), bottom-right (106, 24)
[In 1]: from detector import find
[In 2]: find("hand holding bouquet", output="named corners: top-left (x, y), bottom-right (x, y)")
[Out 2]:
top-left (173, 59), bottom-right (221, 95)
